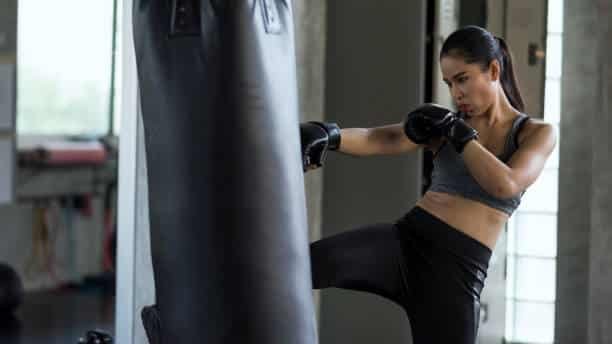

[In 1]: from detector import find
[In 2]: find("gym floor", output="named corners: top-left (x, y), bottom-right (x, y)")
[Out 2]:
top-left (0, 289), bottom-right (114, 344)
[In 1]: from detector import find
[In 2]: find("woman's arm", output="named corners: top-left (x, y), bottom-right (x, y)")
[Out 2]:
top-left (338, 123), bottom-right (423, 156)
top-left (461, 121), bottom-right (557, 199)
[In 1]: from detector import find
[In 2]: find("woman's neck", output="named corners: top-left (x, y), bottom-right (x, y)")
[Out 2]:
top-left (479, 87), bottom-right (520, 127)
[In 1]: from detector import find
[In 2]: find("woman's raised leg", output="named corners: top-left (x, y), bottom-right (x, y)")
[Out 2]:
top-left (309, 223), bottom-right (409, 308)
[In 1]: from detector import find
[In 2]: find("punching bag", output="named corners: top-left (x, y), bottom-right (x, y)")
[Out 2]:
top-left (132, 1), bottom-right (317, 343)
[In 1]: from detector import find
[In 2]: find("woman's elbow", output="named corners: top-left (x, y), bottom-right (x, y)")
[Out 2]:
top-left (494, 179), bottom-right (520, 199)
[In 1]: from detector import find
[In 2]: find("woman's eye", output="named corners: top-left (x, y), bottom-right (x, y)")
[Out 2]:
top-left (458, 76), bottom-right (468, 83)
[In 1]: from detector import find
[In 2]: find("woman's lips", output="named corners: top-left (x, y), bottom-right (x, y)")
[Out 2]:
top-left (458, 104), bottom-right (470, 112)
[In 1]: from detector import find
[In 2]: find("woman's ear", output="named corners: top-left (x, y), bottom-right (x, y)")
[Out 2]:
top-left (489, 59), bottom-right (501, 82)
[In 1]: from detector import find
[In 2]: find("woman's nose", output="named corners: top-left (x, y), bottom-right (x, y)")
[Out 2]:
top-left (450, 84), bottom-right (463, 102)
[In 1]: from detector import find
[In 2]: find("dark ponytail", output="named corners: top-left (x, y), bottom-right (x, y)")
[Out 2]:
top-left (441, 26), bottom-right (525, 113)
top-left (495, 37), bottom-right (525, 112)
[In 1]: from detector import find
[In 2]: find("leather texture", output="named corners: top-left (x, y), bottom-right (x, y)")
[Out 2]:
top-left (133, 1), bottom-right (317, 342)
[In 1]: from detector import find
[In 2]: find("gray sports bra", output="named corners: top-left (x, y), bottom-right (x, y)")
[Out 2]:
top-left (428, 113), bottom-right (531, 216)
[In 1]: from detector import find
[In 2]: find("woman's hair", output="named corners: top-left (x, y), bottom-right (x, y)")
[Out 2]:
top-left (440, 25), bottom-right (525, 113)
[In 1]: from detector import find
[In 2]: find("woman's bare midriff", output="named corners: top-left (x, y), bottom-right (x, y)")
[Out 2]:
top-left (415, 191), bottom-right (508, 250)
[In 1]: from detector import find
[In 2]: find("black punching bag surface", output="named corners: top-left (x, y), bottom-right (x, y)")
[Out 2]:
top-left (132, 1), bottom-right (317, 343)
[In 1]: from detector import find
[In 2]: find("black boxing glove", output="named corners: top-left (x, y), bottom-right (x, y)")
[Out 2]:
top-left (444, 115), bottom-right (479, 153)
top-left (403, 103), bottom-right (456, 144)
top-left (300, 121), bottom-right (341, 171)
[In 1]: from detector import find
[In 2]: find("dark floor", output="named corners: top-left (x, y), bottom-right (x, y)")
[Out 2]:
top-left (0, 288), bottom-right (115, 344)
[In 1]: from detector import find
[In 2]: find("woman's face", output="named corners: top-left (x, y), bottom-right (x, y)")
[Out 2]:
top-left (440, 55), bottom-right (499, 116)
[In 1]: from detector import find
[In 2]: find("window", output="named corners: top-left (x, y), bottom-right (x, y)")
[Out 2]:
top-left (17, 0), bottom-right (119, 136)
top-left (505, 0), bottom-right (563, 343)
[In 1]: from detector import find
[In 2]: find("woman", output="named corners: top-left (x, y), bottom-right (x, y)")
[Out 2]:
top-left (301, 25), bottom-right (557, 343)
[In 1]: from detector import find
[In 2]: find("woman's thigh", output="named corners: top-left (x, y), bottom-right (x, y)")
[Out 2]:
top-left (409, 294), bottom-right (481, 344)
top-left (309, 223), bottom-right (409, 308)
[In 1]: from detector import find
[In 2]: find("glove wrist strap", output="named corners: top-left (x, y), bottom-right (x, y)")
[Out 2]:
top-left (447, 119), bottom-right (478, 153)
top-left (313, 122), bottom-right (341, 150)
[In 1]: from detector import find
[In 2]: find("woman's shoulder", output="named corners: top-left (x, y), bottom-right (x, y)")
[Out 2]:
top-left (516, 115), bottom-right (555, 146)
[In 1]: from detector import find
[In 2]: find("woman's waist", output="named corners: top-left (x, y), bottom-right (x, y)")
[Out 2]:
top-left (395, 205), bottom-right (493, 270)
top-left (415, 191), bottom-right (508, 250)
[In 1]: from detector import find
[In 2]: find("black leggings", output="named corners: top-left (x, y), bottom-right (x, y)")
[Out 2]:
top-left (310, 206), bottom-right (492, 344)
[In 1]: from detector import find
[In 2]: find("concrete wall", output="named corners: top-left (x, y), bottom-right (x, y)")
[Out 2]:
top-left (293, 0), bottom-right (327, 316)
top-left (555, 1), bottom-right (612, 343)
top-left (320, 1), bottom-right (425, 343)
top-left (0, 0), bottom-right (17, 204)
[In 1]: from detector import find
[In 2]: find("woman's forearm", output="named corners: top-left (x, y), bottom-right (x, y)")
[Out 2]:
top-left (337, 128), bottom-right (375, 156)
top-left (461, 140), bottom-right (514, 198)
top-left (338, 124), bottom-right (420, 156)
